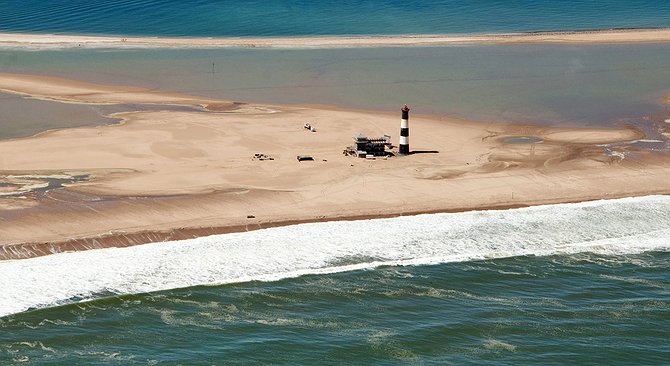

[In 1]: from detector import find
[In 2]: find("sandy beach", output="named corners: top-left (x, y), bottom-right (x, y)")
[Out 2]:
top-left (1, 72), bottom-right (669, 259)
top-left (1, 28), bottom-right (670, 49)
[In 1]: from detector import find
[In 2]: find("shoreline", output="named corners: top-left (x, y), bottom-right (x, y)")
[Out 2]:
top-left (2, 28), bottom-right (670, 49)
top-left (3, 192), bottom-right (670, 261)
top-left (1, 72), bottom-right (670, 260)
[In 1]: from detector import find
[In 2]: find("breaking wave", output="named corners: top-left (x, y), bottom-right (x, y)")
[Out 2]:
top-left (2, 195), bottom-right (670, 317)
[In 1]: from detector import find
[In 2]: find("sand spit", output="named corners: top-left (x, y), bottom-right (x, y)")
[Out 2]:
top-left (0, 73), bottom-right (669, 260)
top-left (1, 28), bottom-right (670, 50)
top-left (0, 72), bottom-right (236, 110)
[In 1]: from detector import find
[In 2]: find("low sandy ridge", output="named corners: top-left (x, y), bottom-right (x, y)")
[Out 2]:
top-left (1, 28), bottom-right (670, 50)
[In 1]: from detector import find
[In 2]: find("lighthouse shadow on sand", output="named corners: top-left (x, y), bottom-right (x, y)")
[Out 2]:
top-left (399, 104), bottom-right (439, 156)
top-left (408, 150), bottom-right (440, 155)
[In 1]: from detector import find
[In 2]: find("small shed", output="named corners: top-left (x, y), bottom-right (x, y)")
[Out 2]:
top-left (297, 155), bottom-right (314, 162)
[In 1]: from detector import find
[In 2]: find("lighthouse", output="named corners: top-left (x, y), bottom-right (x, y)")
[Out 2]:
top-left (399, 104), bottom-right (410, 155)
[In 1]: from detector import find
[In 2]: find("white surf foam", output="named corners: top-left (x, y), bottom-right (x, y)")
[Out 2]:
top-left (2, 195), bottom-right (670, 318)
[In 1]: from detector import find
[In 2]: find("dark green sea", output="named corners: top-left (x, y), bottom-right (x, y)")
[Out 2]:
top-left (2, 197), bottom-right (670, 365)
top-left (2, 253), bottom-right (670, 365)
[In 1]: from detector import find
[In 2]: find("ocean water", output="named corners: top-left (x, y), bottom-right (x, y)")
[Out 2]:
top-left (0, 0), bottom-right (669, 37)
top-left (1, 196), bottom-right (670, 364)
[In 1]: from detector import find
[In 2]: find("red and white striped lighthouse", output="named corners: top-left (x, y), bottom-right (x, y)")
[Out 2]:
top-left (399, 104), bottom-right (410, 155)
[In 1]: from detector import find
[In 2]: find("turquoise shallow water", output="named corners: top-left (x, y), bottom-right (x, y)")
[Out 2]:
top-left (1, 196), bottom-right (670, 364)
top-left (1, 43), bottom-right (669, 139)
top-left (0, 93), bottom-right (117, 139)
top-left (0, 0), bottom-right (669, 36)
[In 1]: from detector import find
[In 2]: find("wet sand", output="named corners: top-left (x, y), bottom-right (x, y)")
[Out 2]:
top-left (1, 28), bottom-right (670, 50)
top-left (1, 73), bottom-right (670, 260)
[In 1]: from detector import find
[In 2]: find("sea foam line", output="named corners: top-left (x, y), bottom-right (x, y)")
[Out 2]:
top-left (2, 195), bottom-right (670, 318)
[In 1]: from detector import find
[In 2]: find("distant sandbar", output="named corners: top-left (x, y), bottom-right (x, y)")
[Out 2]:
top-left (2, 28), bottom-right (670, 50)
